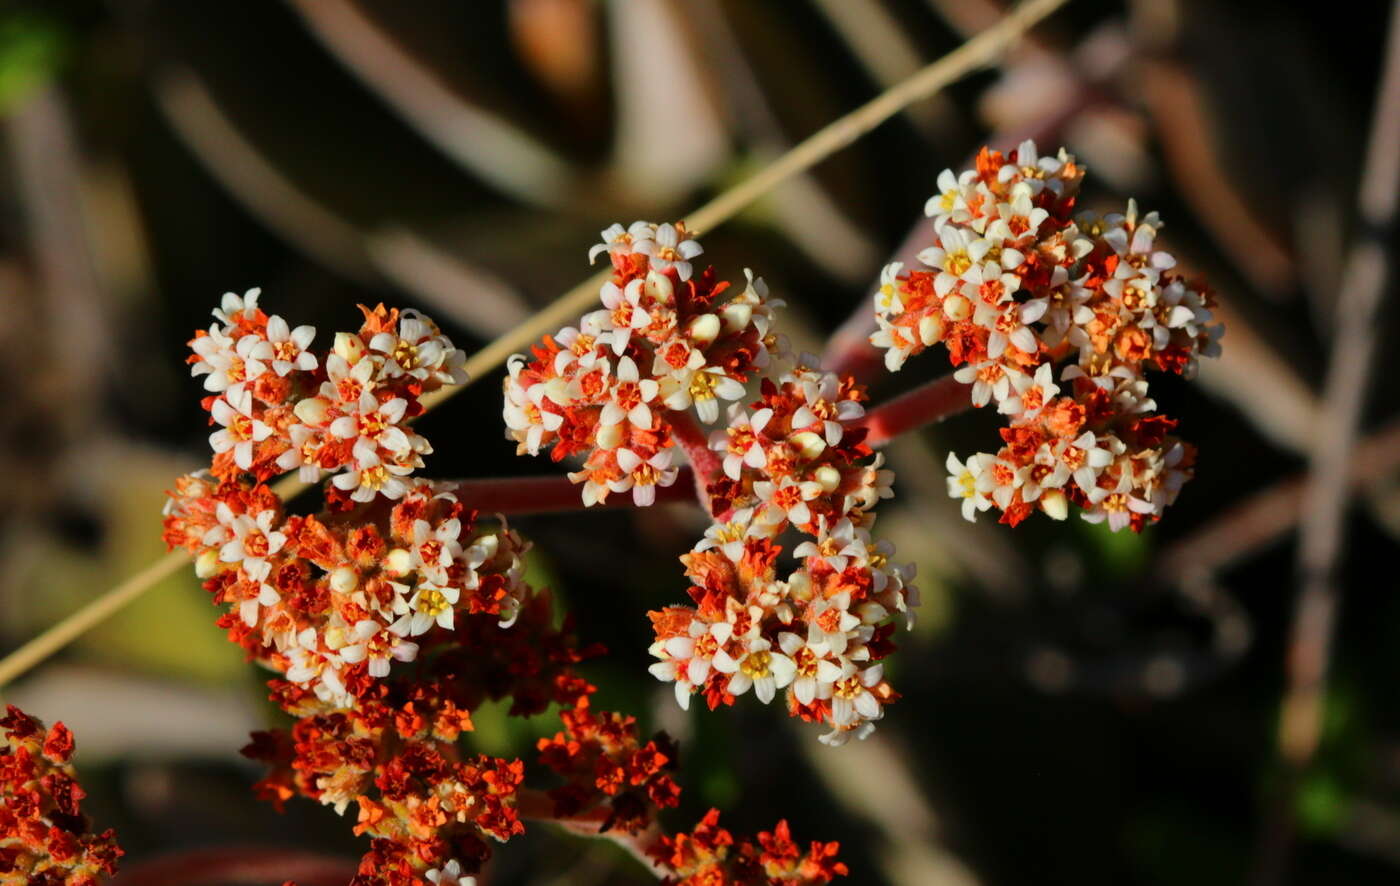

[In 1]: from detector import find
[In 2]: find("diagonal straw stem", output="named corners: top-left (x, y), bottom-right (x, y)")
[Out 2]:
top-left (0, 0), bottom-right (1069, 690)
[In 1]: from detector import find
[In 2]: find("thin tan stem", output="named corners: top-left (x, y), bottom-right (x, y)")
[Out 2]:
top-left (0, 0), bottom-right (1069, 689)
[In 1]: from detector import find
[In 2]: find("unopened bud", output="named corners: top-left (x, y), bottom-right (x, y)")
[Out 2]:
top-left (814, 464), bottom-right (842, 492)
top-left (329, 566), bottom-right (358, 593)
top-left (918, 313), bottom-right (945, 345)
top-left (720, 302), bottom-right (753, 334)
top-left (687, 313), bottom-right (721, 345)
top-left (1040, 490), bottom-right (1068, 521)
top-left (385, 548), bottom-right (413, 577)
top-left (942, 294), bottom-right (971, 321)
top-left (334, 332), bottom-right (366, 363)
top-left (644, 270), bottom-right (674, 303)
top-left (294, 396), bottom-right (330, 426)
top-left (595, 422), bottom-right (622, 450)
top-left (195, 549), bottom-right (221, 578)
top-left (791, 431), bottom-right (827, 460)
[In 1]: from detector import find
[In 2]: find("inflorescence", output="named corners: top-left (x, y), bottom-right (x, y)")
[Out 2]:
top-left (505, 223), bottom-right (918, 746)
top-left (163, 291), bottom-right (847, 885)
top-left (871, 141), bottom-right (1222, 531)
top-left (0, 706), bottom-right (122, 885)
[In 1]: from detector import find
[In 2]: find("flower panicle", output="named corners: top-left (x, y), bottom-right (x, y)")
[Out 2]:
top-left (653, 809), bottom-right (847, 886)
top-left (503, 221), bottom-right (786, 507)
top-left (870, 141), bottom-right (1223, 532)
top-left (506, 227), bottom-right (918, 747)
top-left (0, 705), bottom-right (122, 885)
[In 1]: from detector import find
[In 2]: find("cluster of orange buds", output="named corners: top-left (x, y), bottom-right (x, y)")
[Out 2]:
top-left (244, 589), bottom-right (589, 886)
top-left (164, 295), bottom-right (532, 707)
top-left (0, 706), bottom-right (122, 885)
top-left (503, 221), bottom-right (784, 506)
top-left (169, 296), bottom-right (845, 885)
top-left (870, 141), bottom-right (1223, 531)
top-left (652, 810), bottom-right (846, 885)
top-left (505, 225), bottom-right (918, 746)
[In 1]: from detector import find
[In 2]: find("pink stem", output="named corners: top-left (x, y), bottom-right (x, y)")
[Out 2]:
top-left (109, 847), bottom-right (358, 885)
top-left (666, 409), bottom-right (725, 514)
top-left (859, 373), bottom-right (971, 446)
top-left (517, 788), bottom-right (670, 878)
top-left (449, 470), bottom-right (697, 514)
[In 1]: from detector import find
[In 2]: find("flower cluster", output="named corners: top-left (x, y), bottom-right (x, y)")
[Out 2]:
top-left (0, 706), bottom-right (122, 885)
top-left (648, 358), bottom-right (917, 746)
top-left (165, 294), bottom-right (515, 707)
top-left (169, 295), bottom-right (844, 885)
top-left (870, 141), bottom-right (1223, 531)
top-left (504, 221), bottom-right (784, 506)
top-left (653, 810), bottom-right (847, 886)
top-left (507, 226), bottom-right (918, 746)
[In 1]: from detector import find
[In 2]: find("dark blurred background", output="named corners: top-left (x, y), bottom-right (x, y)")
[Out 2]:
top-left (1, 0), bottom-right (1397, 883)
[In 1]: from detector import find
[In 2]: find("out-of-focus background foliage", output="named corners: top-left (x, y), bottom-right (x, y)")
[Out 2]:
top-left (1, 0), bottom-right (1397, 883)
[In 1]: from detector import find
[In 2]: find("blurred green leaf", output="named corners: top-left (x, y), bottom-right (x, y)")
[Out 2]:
top-left (0, 13), bottom-right (65, 113)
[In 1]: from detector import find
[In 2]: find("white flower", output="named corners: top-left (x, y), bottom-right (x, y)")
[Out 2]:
top-left (830, 663), bottom-right (886, 728)
top-left (339, 619), bottom-right (418, 677)
top-left (391, 583), bottom-right (461, 636)
top-left (790, 374), bottom-right (864, 447)
top-left (946, 452), bottom-right (995, 522)
top-left (276, 423), bottom-right (330, 482)
top-left (410, 517), bottom-right (463, 586)
top-left (1057, 432), bottom-right (1116, 495)
top-left (917, 227), bottom-right (977, 296)
top-left (599, 356), bottom-right (658, 428)
top-left (952, 360), bottom-right (1012, 408)
top-left (717, 636), bottom-right (796, 704)
top-left (636, 222), bottom-right (703, 281)
top-left (212, 287), bottom-right (262, 327)
top-left (321, 351), bottom-right (376, 406)
top-left (614, 446), bottom-right (678, 506)
top-left (331, 441), bottom-right (416, 502)
top-left (649, 619), bottom-right (734, 697)
top-left (753, 476), bottom-right (823, 528)
top-left (216, 504), bottom-right (287, 580)
top-left (368, 310), bottom-right (468, 385)
top-left (426, 860), bottom-right (476, 886)
top-left (258, 315), bottom-right (317, 376)
top-left (209, 390), bottom-right (273, 470)
top-left (998, 139), bottom-right (1066, 195)
top-left (598, 278), bottom-right (651, 355)
top-left (330, 392), bottom-right (412, 456)
top-left (778, 632), bottom-right (845, 707)
top-left (715, 407), bottom-right (772, 481)
top-left (589, 220), bottom-right (655, 265)
top-left (999, 362), bottom-right (1059, 421)
top-left (806, 593), bottom-right (861, 656)
top-left (660, 366), bottom-right (745, 423)
top-left (190, 327), bottom-right (267, 397)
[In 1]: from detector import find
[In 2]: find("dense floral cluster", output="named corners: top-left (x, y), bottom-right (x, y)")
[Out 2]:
top-left (870, 141), bottom-right (1223, 531)
top-left (168, 296), bottom-right (844, 885)
top-left (504, 221), bottom-right (783, 506)
top-left (0, 706), bottom-right (121, 885)
top-left (165, 293), bottom-right (519, 707)
top-left (652, 810), bottom-right (846, 886)
top-left (507, 226), bottom-right (918, 746)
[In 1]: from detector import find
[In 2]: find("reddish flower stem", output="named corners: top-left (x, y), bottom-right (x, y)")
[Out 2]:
top-left (447, 469), bottom-right (697, 514)
top-left (666, 409), bottom-right (725, 513)
top-left (858, 373), bottom-right (971, 446)
top-left (516, 788), bottom-right (670, 878)
top-left (447, 377), bottom-right (967, 519)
